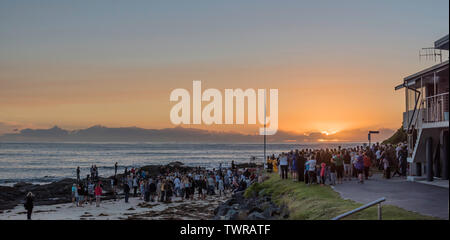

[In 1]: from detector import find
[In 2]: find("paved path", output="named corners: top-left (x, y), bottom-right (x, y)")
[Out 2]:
top-left (332, 174), bottom-right (449, 219)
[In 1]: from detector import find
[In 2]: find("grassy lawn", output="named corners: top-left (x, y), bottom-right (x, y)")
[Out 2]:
top-left (244, 173), bottom-right (438, 220)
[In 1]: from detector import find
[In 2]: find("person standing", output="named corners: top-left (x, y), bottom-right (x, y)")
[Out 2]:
top-left (94, 183), bottom-right (102, 207)
top-left (83, 182), bottom-right (89, 205)
top-left (165, 181), bottom-right (173, 203)
top-left (382, 151), bottom-right (391, 179)
top-left (174, 176), bottom-right (181, 197)
top-left (207, 174), bottom-right (215, 195)
top-left (132, 176), bottom-right (138, 197)
top-left (363, 152), bottom-right (371, 180)
top-left (343, 150), bottom-right (351, 181)
top-left (114, 162), bottom-right (118, 176)
top-left (355, 152), bottom-right (365, 183)
top-left (76, 166), bottom-right (80, 183)
top-left (88, 180), bottom-right (95, 205)
top-left (376, 148), bottom-right (382, 170)
top-left (71, 183), bottom-right (78, 206)
top-left (160, 179), bottom-right (166, 202)
top-left (112, 176), bottom-right (118, 200)
top-left (77, 183), bottom-right (84, 206)
top-left (329, 158), bottom-right (337, 185)
top-left (149, 178), bottom-right (157, 202)
top-left (139, 179), bottom-right (146, 200)
top-left (123, 181), bottom-right (130, 203)
top-left (292, 152), bottom-right (298, 181)
top-left (335, 152), bottom-right (344, 184)
top-left (94, 165), bottom-right (98, 180)
top-left (266, 156), bottom-right (272, 173)
top-left (305, 156), bottom-right (316, 185)
top-left (218, 177), bottom-right (225, 196)
top-left (320, 162), bottom-right (326, 186)
top-left (90, 165), bottom-right (94, 180)
top-left (399, 145), bottom-right (408, 176)
top-left (156, 178), bottom-right (162, 201)
top-left (24, 192), bottom-right (34, 220)
top-left (352, 150), bottom-right (359, 178)
top-left (279, 153), bottom-right (289, 180)
top-left (296, 152), bottom-right (305, 182)
top-left (182, 177), bottom-right (189, 200)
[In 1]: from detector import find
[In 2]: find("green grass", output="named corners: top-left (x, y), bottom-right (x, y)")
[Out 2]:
top-left (245, 173), bottom-right (438, 220)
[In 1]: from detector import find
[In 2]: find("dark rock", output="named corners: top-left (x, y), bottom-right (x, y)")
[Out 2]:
top-left (168, 161), bottom-right (184, 166)
top-left (263, 206), bottom-right (281, 217)
top-left (247, 206), bottom-right (263, 214)
top-left (235, 163), bottom-right (259, 168)
top-left (231, 204), bottom-right (240, 210)
top-left (247, 211), bottom-right (266, 220)
top-left (13, 182), bottom-right (33, 188)
top-left (280, 205), bottom-right (290, 219)
top-left (214, 204), bottom-right (230, 216)
top-left (224, 198), bottom-right (237, 206)
top-left (224, 209), bottom-right (238, 220)
top-left (213, 184), bottom-right (288, 220)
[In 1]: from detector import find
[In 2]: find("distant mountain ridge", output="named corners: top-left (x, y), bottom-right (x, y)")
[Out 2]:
top-left (0, 125), bottom-right (395, 143)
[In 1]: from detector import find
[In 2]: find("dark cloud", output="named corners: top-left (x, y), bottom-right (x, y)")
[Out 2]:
top-left (0, 125), bottom-right (397, 143)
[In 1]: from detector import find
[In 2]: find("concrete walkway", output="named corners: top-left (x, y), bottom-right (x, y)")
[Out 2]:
top-left (332, 174), bottom-right (449, 219)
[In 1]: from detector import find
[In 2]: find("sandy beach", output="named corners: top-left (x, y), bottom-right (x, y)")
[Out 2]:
top-left (0, 194), bottom-right (229, 220)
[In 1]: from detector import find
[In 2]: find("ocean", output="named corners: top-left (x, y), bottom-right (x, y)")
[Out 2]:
top-left (0, 142), bottom-right (363, 185)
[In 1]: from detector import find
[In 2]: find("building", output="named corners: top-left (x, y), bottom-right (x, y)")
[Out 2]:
top-left (395, 34), bottom-right (449, 181)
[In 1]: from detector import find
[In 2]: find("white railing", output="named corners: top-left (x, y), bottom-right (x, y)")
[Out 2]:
top-left (422, 92), bottom-right (449, 123)
top-left (332, 197), bottom-right (386, 220)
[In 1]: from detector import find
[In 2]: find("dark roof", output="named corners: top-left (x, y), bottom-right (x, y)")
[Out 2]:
top-left (404, 60), bottom-right (449, 82)
top-left (435, 34), bottom-right (449, 50)
top-left (395, 60), bottom-right (449, 91)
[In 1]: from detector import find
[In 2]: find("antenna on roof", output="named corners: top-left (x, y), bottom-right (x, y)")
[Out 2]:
top-left (419, 47), bottom-right (443, 63)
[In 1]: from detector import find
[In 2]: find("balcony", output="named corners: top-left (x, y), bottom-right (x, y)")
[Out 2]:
top-left (421, 92), bottom-right (449, 128)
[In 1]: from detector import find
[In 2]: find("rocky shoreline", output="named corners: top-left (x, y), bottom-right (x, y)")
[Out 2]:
top-left (213, 185), bottom-right (289, 220)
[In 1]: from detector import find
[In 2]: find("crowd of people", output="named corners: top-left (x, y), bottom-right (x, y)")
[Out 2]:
top-left (71, 163), bottom-right (106, 208)
top-left (20, 161), bottom-right (261, 220)
top-left (118, 162), bottom-right (261, 204)
top-left (68, 161), bottom-right (261, 212)
top-left (23, 142), bottom-right (407, 220)
top-left (266, 142), bottom-right (408, 185)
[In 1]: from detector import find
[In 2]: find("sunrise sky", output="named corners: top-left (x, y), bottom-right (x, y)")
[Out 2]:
top-left (0, 0), bottom-right (449, 137)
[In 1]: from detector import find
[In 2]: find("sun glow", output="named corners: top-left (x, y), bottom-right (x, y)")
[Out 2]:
top-left (321, 130), bottom-right (339, 136)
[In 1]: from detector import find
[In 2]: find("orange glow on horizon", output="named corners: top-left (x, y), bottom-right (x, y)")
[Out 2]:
top-left (321, 130), bottom-right (340, 136)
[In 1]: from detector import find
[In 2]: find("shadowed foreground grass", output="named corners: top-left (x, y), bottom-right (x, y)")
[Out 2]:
top-left (244, 173), bottom-right (438, 220)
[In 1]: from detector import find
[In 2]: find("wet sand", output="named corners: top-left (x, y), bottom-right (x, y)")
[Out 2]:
top-left (0, 193), bottom-right (230, 220)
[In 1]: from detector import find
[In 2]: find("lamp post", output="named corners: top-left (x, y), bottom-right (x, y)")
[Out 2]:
top-left (368, 131), bottom-right (380, 148)
top-left (264, 90), bottom-right (267, 167)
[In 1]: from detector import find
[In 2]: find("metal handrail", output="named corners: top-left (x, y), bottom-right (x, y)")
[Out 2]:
top-left (423, 92), bottom-right (449, 123)
top-left (405, 85), bottom-right (421, 135)
top-left (332, 197), bottom-right (386, 220)
top-left (424, 92), bottom-right (449, 99)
